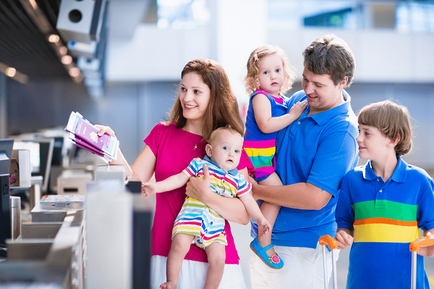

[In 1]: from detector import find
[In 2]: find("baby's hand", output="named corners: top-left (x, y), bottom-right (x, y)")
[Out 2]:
top-left (288, 100), bottom-right (307, 118)
top-left (257, 218), bottom-right (272, 237)
top-left (141, 182), bottom-right (158, 198)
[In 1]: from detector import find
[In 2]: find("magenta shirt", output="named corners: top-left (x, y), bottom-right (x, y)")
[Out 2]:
top-left (145, 122), bottom-right (240, 264)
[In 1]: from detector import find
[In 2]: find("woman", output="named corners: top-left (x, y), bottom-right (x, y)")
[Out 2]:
top-left (97, 59), bottom-right (250, 289)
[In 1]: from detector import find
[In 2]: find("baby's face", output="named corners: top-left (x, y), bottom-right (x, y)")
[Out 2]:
top-left (209, 130), bottom-right (243, 171)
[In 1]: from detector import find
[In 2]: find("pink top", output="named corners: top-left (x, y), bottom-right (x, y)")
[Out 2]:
top-left (144, 122), bottom-right (240, 264)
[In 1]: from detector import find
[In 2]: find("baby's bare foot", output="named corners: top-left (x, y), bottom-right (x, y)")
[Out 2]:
top-left (160, 281), bottom-right (177, 289)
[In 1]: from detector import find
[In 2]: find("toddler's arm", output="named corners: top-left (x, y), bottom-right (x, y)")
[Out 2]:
top-left (335, 228), bottom-right (354, 250)
top-left (239, 193), bottom-right (271, 236)
top-left (142, 172), bottom-right (189, 198)
top-left (252, 93), bottom-right (307, 134)
top-left (417, 230), bottom-right (434, 257)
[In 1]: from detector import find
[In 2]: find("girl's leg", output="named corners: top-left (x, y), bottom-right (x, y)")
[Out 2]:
top-left (161, 233), bottom-right (195, 289)
top-left (258, 172), bottom-right (282, 257)
top-left (204, 242), bottom-right (226, 289)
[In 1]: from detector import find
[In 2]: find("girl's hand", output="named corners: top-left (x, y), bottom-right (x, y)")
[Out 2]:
top-left (335, 228), bottom-right (354, 250)
top-left (94, 124), bottom-right (116, 138)
top-left (141, 182), bottom-right (158, 198)
top-left (185, 164), bottom-right (211, 203)
top-left (288, 100), bottom-right (307, 118)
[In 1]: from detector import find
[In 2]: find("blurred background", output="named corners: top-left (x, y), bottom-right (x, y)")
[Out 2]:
top-left (1, 0), bottom-right (434, 287)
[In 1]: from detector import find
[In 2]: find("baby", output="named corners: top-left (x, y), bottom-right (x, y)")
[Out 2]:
top-left (142, 126), bottom-right (271, 289)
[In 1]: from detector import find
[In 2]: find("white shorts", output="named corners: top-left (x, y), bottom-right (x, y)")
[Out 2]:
top-left (151, 255), bottom-right (247, 289)
top-left (250, 244), bottom-right (339, 289)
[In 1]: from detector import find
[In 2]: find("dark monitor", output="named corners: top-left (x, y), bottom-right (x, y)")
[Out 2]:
top-left (0, 139), bottom-right (14, 175)
top-left (14, 139), bottom-right (54, 194)
top-left (0, 139), bottom-right (14, 249)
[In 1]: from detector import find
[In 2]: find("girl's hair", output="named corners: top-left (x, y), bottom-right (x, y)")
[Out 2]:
top-left (303, 34), bottom-right (356, 88)
top-left (244, 45), bottom-right (296, 95)
top-left (168, 59), bottom-right (244, 142)
top-left (358, 100), bottom-right (412, 157)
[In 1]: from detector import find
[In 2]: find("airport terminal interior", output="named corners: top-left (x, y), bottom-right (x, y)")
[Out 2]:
top-left (0, 0), bottom-right (434, 288)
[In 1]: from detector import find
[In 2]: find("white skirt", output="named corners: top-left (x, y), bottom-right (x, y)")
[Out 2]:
top-left (151, 255), bottom-right (247, 289)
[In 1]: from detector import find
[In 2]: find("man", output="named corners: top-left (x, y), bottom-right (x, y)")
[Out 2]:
top-left (248, 34), bottom-right (359, 289)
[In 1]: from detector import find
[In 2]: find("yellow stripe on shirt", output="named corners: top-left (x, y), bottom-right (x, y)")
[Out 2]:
top-left (354, 223), bottom-right (420, 243)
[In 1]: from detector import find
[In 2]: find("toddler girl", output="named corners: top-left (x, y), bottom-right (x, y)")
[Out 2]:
top-left (241, 45), bottom-right (306, 269)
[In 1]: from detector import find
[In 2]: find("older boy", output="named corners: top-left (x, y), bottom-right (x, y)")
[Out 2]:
top-left (335, 100), bottom-right (434, 289)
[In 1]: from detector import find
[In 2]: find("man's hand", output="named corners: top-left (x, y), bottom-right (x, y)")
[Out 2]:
top-left (185, 164), bottom-right (211, 202)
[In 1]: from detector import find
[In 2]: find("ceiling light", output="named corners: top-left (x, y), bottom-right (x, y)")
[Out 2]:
top-left (48, 34), bottom-right (60, 43)
top-left (59, 46), bottom-right (68, 55)
top-left (61, 55), bottom-right (73, 65)
top-left (5, 67), bottom-right (16, 77)
top-left (69, 67), bottom-right (80, 77)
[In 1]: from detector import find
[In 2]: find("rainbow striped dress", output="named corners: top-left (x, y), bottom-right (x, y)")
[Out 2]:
top-left (243, 89), bottom-right (289, 182)
top-left (172, 156), bottom-right (252, 249)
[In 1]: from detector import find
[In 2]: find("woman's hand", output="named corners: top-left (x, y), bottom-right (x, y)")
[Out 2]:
top-left (335, 228), bottom-right (354, 250)
top-left (94, 124), bottom-right (116, 138)
top-left (185, 164), bottom-right (211, 202)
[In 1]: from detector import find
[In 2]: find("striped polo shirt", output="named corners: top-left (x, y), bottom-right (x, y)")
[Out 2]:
top-left (336, 157), bottom-right (434, 289)
top-left (183, 156), bottom-right (251, 198)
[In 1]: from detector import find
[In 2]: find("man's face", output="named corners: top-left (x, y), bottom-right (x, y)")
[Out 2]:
top-left (301, 67), bottom-right (347, 115)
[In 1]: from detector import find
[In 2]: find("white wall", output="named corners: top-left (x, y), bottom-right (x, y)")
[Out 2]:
top-left (107, 26), bottom-right (434, 84)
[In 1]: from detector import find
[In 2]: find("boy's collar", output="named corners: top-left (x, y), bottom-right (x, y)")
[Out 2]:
top-left (363, 157), bottom-right (406, 183)
top-left (203, 155), bottom-right (239, 176)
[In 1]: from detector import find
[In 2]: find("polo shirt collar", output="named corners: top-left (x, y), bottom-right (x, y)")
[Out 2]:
top-left (362, 157), bottom-right (407, 183)
top-left (203, 155), bottom-right (238, 176)
top-left (308, 90), bottom-right (351, 126)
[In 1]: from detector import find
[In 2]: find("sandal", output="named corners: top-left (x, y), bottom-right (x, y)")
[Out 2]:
top-left (250, 237), bottom-right (284, 269)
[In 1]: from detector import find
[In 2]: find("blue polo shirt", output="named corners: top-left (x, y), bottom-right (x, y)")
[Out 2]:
top-left (250, 89), bottom-right (359, 248)
top-left (336, 158), bottom-right (434, 289)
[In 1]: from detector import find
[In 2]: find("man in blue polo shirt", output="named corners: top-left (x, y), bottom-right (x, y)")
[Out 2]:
top-left (249, 34), bottom-right (359, 289)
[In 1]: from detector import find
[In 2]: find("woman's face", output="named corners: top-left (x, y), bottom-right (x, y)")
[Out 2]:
top-left (179, 72), bottom-right (211, 123)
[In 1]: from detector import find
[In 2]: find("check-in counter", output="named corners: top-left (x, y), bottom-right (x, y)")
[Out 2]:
top-left (0, 165), bottom-right (153, 289)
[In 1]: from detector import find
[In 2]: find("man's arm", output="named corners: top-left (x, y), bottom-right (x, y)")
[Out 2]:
top-left (250, 180), bottom-right (332, 210)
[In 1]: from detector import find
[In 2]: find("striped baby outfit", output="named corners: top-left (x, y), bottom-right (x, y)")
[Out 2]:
top-left (172, 156), bottom-right (251, 248)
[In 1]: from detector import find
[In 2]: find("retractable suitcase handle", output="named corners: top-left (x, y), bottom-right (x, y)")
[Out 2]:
top-left (409, 235), bottom-right (434, 289)
top-left (319, 235), bottom-right (338, 250)
top-left (319, 235), bottom-right (338, 289)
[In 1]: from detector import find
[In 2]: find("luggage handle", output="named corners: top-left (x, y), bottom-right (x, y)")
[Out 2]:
top-left (319, 235), bottom-right (338, 289)
top-left (409, 234), bottom-right (434, 252)
top-left (409, 234), bottom-right (434, 289)
top-left (319, 235), bottom-right (338, 250)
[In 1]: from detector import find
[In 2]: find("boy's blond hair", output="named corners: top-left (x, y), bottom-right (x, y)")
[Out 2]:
top-left (358, 100), bottom-right (412, 157)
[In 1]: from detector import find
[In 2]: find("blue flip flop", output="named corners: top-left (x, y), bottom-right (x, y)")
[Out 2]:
top-left (250, 237), bottom-right (284, 269)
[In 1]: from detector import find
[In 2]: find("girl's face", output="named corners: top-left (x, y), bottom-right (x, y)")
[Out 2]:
top-left (356, 124), bottom-right (396, 161)
top-left (179, 72), bottom-right (211, 123)
top-left (257, 53), bottom-right (285, 97)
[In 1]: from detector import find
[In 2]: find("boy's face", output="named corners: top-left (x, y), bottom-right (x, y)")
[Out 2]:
top-left (206, 130), bottom-right (243, 171)
top-left (356, 124), bottom-right (396, 161)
